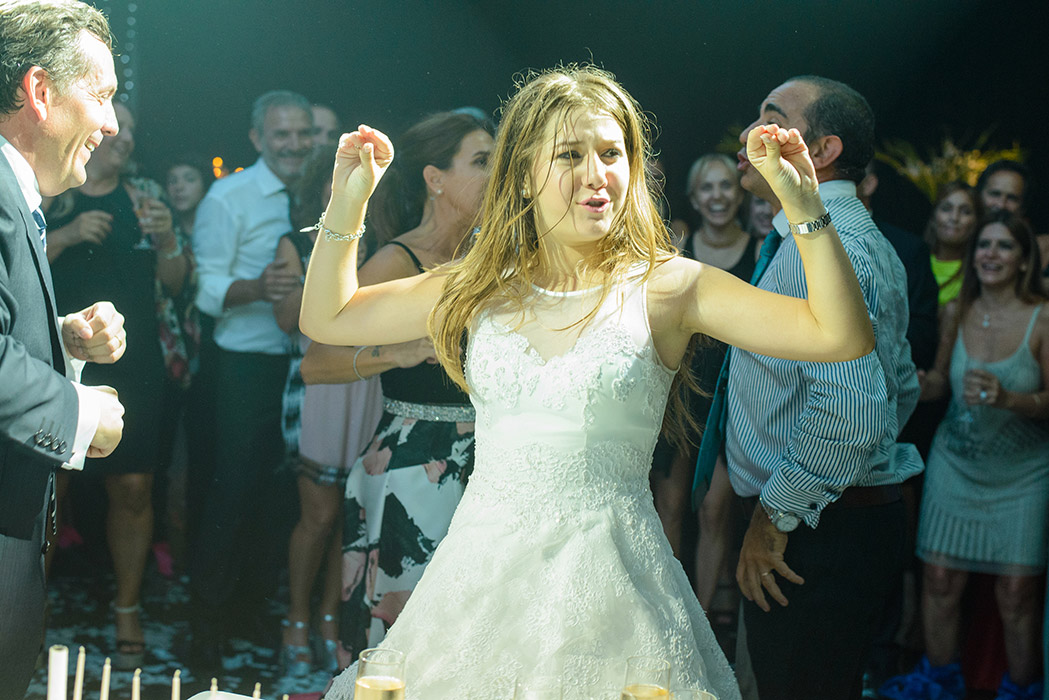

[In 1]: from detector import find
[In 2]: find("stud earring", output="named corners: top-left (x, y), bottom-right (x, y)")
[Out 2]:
top-left (521, 187), bottom-right (530, 198)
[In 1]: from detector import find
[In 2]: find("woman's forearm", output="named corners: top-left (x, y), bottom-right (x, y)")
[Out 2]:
top-left (299, 192), bottom-right (367, 342)
top-left (301, 343), bottom-right (390, 385)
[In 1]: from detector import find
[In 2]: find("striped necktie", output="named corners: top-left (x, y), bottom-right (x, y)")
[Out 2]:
top-left (31, 207), bottom-right (47, 247)
top-left (691, 229), bottom-right (782, 507)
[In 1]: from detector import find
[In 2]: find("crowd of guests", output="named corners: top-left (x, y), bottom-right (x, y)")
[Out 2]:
top-left (41, 83), bottom-right (1048, 700)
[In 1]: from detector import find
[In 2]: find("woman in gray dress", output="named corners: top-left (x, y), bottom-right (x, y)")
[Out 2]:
top-left (881, 213), bottom-right (1049, 700)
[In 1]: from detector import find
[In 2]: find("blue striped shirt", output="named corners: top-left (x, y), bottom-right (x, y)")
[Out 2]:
top-left (725, 180), bottom-right (923, 528)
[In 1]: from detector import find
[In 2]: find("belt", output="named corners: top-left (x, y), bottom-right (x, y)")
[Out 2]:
top-left (742, 483), bottom-right (901, 518)
top-left (383, 398), bottom-right (475, 423)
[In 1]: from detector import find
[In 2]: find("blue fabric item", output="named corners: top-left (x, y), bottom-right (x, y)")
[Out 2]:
top-left (878, 656), bottom-right (965, 700)
top-left (31, 206), bottom-right (46, 246)
top-left (691, 230), bottom-right (780, 508)
top-left (993, 673), bottom-right (1044, 700)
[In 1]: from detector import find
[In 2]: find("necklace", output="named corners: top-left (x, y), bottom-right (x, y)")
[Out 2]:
top-left (982, 313), bottom-right (991, 329)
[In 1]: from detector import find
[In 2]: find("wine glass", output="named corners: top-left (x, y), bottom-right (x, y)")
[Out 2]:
top-left (621, 656), bottom-right (670, 699)
top-left (513, 675), bottom-right (563, 700)
top-left (129, 192), bottom-right (158, 251)
top-left (355, 648), bottom-right (405, 700)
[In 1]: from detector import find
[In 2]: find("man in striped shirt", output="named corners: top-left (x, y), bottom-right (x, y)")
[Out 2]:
top-left (726, 76), bottom-right (922, 699)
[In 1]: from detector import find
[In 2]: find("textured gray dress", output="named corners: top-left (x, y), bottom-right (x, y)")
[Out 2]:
top-left (917, 305), bottom-right (1049, 575)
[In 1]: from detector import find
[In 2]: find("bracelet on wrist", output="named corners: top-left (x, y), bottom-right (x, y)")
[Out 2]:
top-left (787, 211), bottom-right (832, 236)
top-left (302, 213), bottom-right (366, 242)
top-left (161, 239), bottom-right (183, 260)
top-left (352, 345), bottom-right (368, 381)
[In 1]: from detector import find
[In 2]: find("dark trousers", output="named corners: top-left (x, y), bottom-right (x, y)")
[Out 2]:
top-left (742, 500), bottom-right (907, 700)
top-left (0, 501), bottom-right (46, 700)
top-left (189, 349), bottom-right (289, 615)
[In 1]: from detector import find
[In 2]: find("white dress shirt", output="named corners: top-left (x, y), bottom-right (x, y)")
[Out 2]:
top-left (0, 134), bottom-right (98, 470)
top-left (192, 158), bottom-right (293, 355)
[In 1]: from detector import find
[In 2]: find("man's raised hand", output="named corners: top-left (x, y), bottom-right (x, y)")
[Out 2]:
top-left (61, 301), bottom-right (126, 364)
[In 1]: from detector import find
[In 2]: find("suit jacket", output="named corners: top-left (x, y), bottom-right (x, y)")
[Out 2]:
top-left (876, 218), bottom-right (938, 371)
top-left (0, 154), bottom-right (78, 541)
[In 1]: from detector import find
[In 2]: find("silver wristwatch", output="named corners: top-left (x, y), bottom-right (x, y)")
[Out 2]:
top-left (761, 500), bottom-right (801, 533)
top-left (787, 211), bottom-right (832, 236)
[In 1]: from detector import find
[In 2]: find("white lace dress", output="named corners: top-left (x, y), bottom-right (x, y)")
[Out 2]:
top-left (328, 272), bottom-right (740, 699)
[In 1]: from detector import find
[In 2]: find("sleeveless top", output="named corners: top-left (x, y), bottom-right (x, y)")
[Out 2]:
top-left (378, 240), bottom-right (471, 406)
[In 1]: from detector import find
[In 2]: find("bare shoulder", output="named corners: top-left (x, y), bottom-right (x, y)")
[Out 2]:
top-left (359, 242), bottom-right (423, 285)
top-left (645, 256), bottom-right (703, 329)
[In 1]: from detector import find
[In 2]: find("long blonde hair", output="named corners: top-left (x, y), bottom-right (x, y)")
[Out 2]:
top-left (429, 65), bottom-right (699, 446)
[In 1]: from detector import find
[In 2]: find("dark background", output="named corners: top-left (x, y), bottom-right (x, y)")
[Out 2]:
top-left (98, 0), bottom-right (1048, 234)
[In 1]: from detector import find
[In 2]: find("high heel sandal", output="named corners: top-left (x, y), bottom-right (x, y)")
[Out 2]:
top-left (112, 602), bottom-right (146, 671)
top-left (313, 614), bottom-right (339, 674)
top-left (280, 619), bottom-right (312, 677)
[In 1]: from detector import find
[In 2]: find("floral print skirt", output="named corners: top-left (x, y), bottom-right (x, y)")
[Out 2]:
top-left (338, 406), bottom-right (475, 659)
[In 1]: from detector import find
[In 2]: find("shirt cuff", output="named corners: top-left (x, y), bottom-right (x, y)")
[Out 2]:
top-left (56, 315), bottom-right (86, 381)
top-left (196, 274), bottom-right (236, 317)
top-left (64, 383), bottom-right (101, 471)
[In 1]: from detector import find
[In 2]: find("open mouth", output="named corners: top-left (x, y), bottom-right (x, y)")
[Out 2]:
top-left (581, 196), bottom-right (610, 213)
top-left (736, 150), bottom-right (750, 172)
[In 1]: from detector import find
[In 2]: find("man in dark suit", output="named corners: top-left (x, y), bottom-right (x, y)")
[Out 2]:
top-left (0, 2), bottom-right (128, 697)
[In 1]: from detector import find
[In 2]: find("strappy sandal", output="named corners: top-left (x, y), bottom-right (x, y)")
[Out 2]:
top-left (280, 619), bottom-right (312, 677)
top-left (112, 602), bottom-right (146, 671)
top-left (313, 614), bottom-right (339, 674)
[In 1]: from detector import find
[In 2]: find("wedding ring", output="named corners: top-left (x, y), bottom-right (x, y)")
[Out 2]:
top-left (760, 571), bottom-right (773, 578)
top-left (979, 390), bottom-right (988, 403)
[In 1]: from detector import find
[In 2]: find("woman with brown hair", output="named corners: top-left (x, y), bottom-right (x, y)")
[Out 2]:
top-left (881, 213), bottom-right (1049, 700)
top-left (925, 182), bottom-right (980, 312)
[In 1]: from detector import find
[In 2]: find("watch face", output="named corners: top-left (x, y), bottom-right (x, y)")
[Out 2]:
top-left (775, 512), bottom-right (800, 533)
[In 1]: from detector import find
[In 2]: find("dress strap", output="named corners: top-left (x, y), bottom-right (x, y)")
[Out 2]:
top-left (386, 240), bottom-right (425, 273)
top-left (1020, 303), bottom-right (1044, 347)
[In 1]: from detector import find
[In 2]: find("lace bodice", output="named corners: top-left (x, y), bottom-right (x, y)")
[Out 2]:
top-left (465, 278), bottom-right (675, 521)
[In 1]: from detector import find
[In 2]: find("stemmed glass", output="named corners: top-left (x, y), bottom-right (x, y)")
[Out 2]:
top-left (354, 648), bottom-right (405, 700)
top-left (513, 676), bottom-right (564, 700)
top-left (621, 656), bottom-right (671, 698)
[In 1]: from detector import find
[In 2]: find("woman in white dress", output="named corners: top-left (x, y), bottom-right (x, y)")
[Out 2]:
top-left (300, 66), bottom-right (876, 699)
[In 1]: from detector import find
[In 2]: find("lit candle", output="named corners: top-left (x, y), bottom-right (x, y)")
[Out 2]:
top-left (252, 684), bottom-right (261, 699)
top-left (99, 658), bottom-right (111, 700)
top-left (209, 678), bottom-right (218, 700)
top-left (171, 670), bottom-right (181, 700)
top-left (72, 647), bottom-right (85, 700)
top-left (132, 669), bottom-right (141, 700)
top-left (46, 645), bottom-right (68, 700)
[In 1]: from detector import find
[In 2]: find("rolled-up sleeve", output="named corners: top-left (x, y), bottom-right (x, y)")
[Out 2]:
top-left (192, 194), bottom-right (238, 317)
top-left (760, 349), bottom-right (890, 528)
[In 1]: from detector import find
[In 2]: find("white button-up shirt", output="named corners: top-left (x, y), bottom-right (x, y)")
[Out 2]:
top-left (193, 158), bottom-right (293, 355)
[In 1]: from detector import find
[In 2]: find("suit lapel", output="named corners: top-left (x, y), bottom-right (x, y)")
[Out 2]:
top-left (0, 160), bottom-right (67, 375)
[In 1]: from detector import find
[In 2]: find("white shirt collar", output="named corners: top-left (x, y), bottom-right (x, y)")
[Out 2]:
top-left (771, 179), bottom-right (857, 238)
top-left (0, 133), bottom-right (43, 212)
top-left (251, 158), bottom-right (288, 197)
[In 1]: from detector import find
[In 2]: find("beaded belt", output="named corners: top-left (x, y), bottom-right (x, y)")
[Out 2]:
top-left (383, 398), bottom-right (475, 422)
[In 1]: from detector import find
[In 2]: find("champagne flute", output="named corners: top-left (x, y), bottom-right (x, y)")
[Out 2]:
top-left (513, 676), bottom-right (563, 700)
top-left (671, 690), bottom-right (717, 700)
top-left (355, 648), bottom-right (405, 700)
top-left (621, 657), bottom-right (670, 699)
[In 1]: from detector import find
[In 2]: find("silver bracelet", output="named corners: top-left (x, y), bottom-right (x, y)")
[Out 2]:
top-left (352, 345), bottom-right (368, 381)
top-left (787, 211), bottom-right (831, 236)
top-left (301, 213), bottom-right (366, 242)
top-left (162, 239), bottom-right (183, 260)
